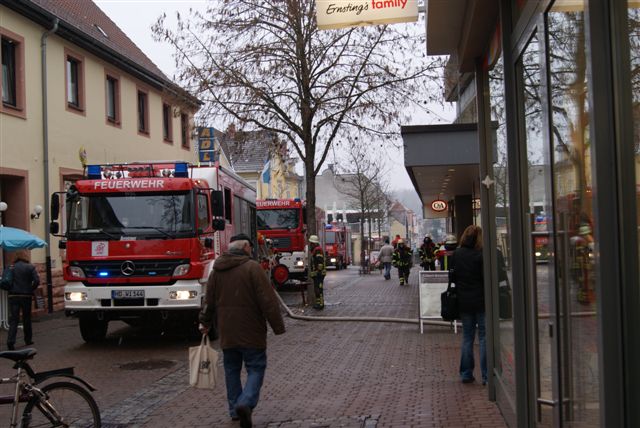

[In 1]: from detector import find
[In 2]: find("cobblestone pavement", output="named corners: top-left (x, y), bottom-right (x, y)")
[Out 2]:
top-left (0, 266), bottom-right (506, 428)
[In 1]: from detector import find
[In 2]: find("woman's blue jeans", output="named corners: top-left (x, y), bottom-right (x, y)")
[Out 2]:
top-left (460, 311), bottom-right (487, 383)
top-left (223, 348), bottom-right (267, 417)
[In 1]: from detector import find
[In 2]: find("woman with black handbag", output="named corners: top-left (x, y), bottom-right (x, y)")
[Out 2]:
top-left (453, 225), bottom-right (487, 385)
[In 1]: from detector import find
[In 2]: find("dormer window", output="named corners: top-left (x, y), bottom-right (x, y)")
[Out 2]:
top-left (94, 24), bottom-right (108, 38)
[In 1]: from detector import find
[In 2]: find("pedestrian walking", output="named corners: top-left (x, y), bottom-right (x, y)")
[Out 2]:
top-left (308, 235), bottom-right (327, 309)
top-left (378, 238), bottom-right (394, 280)
top-left (392, 239), bottom-right (413, 286)
top-left (451, 225), bottom-right (486, 385)
top-left (199, 233), bottom-right (285, 427)
top-left (418, 235), bottom-right (436, 270)
top-left (1, 250), bottom-right (40, 350)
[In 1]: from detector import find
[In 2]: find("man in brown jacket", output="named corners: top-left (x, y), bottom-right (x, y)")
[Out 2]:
top-left (199, 233), bottom-right (285, 428)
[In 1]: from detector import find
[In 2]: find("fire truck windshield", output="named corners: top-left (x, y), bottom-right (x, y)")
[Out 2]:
top-left (325, 231), bottom-right (336, 244)
top-left (257, 209), bottom-right (299, 230)
top-left (67, 192), bottom-right (194, 239)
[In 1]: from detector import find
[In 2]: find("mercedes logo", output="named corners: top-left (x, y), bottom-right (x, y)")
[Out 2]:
top-left (121, 260), bottom-right (136, 276)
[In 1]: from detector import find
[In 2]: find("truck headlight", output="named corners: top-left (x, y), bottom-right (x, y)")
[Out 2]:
top-left (535, 252), bottom-right (542, 257)
top-left (330, 258), bottom-right (337, 263)
top-left (296, 260), bottom-right (304, 267)
top-left (68, 266), bottom-right (86, 279)
top-left (169, 290), bottom-right (197, 300)
top-left (65, 292), bottom-right (87, 301)
top-left (172, 264), bottom-right (191, 276)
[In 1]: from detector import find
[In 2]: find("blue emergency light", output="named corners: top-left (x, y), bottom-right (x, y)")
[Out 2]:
top-left (87, 165), bottom-right (102, 179)
top-left (98, 271), bottom-right (109, 277)
top-left (174, 162), bottom-right (189, 177)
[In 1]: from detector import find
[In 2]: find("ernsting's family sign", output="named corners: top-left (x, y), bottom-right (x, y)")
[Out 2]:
top-left (316, 0), bottom-right (418, 30)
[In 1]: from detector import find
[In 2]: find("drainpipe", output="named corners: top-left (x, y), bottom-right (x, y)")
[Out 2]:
top-left (41, 18), bottom-right (59, 313)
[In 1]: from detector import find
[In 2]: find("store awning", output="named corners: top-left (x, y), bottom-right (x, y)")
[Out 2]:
top-left (402, 124), bottom-right (480, 217)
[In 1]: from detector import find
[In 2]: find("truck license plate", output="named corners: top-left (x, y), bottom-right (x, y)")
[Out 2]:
top-left (112, 290), bottom-right (145, 299)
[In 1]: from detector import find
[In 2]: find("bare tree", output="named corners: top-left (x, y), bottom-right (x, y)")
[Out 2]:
top-left (153, 0), bottom-right (444, 234)
top-left (334, 140), bottom-right (390, 268)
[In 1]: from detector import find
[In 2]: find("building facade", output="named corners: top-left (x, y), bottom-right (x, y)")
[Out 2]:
top-left (0, 0), bottom-right (199, 310)
top-left (406, 1), bottom-right (640, 426)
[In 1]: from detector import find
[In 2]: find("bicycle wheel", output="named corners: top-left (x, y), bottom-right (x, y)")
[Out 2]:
top-left (22, 381), bottom-right (101, 427)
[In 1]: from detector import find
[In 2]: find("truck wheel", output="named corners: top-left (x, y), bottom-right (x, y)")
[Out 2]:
top-left (79, 316), bottom-right (108, 343)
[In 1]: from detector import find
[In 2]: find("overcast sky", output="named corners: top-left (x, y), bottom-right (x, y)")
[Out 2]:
top-left (94, 0), bottom-right (454, 194)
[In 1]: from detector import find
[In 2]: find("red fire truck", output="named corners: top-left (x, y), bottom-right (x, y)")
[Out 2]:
top-left (49, 161), bottom-right (256, 342)
top-left (256, 199), bottom-right (309, 286)
top-left (324, 223), bottom-right (352, 269)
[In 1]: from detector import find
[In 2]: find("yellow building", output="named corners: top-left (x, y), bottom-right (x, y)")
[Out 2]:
top-left (0, 1), bottom-right (199, 308)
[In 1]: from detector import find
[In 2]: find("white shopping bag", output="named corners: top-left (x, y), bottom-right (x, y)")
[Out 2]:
top-left (189, 334), bottom-right (219, 389)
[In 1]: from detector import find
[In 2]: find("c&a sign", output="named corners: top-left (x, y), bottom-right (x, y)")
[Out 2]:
top-left (316, 0), bottom-right (418, 30)
top-left (431, 199), bottom-right (447, 212)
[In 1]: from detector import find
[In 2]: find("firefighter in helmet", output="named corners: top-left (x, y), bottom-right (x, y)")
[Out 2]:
top-left (308, 235), bottom-right (326, 309)
top-left (418, 234), bottom-right (436, 271)
top-left (434, 234), bottom-right (458, 271)
top-left (392, 239), bottom-right (413, 286)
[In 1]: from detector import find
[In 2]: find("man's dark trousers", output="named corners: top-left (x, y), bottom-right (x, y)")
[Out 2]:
top-left (7, 296), bottom-right (33, 347)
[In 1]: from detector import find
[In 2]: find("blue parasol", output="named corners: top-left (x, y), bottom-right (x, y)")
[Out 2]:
top-left (0, 226), bottom-right (47, 251)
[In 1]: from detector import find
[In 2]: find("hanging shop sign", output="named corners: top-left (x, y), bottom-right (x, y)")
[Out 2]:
top-left (316, 0), bottom-right (419, 30)
top-left (431, 199), bottom-right (447, 212)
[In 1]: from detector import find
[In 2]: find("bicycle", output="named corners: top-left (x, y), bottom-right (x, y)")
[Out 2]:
top-left (0, 348), bottom-right (101, 427)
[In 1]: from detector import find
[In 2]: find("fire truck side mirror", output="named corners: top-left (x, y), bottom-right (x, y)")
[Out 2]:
top-left (212, 219), bottom-right (226, 231)
top-left (204, 238), bottom-right (214, 248)
top-left (211, 191), bottom-right (224, 217)
top-left (50, 193), bottom-right (61, 220)
top-left (50, 222), bottom-right (60, 235)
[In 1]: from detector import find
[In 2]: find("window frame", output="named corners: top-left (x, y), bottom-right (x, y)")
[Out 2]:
top-left (104, 70), bottom-right (121, 127)
top-left (181, 112), bottom-right (190, 150)
top-left (162, 102), bottom-right (173, 143)
top-left (136, 86), bottom-right (150, 136)
top-left (64, 48), bottom-right (85, 115)
top-left (0, 27), bottom-right (26, 119)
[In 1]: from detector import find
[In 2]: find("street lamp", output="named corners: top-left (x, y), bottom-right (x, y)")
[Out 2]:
top-left (0, 201), bottom-right (7, 226)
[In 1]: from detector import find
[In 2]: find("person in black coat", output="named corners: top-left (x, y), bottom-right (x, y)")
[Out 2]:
top-left (452, 225), bottom-right (487, 385)
top-left (2, 250), bottom-right (40, 350)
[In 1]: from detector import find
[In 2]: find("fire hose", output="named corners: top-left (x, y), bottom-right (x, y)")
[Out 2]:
top-left (273, 286), bottom-right (453, 328)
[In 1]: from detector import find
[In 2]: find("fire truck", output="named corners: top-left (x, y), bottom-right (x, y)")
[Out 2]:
top-left (49, 161), bottom-right (256, 342)
top-left (256, 199), bottom-right (309, 286)
top-left (324, 223), bottom-right (352, 269)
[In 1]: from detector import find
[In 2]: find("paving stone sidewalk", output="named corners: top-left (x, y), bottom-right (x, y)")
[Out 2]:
top-left (139, 267), bottom-right (507, 428)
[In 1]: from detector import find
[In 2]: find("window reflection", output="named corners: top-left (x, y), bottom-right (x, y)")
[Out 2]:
top-left (489, 55), bottom-right (516, 399)
top-left (549, 3), bottom-right (599, 425)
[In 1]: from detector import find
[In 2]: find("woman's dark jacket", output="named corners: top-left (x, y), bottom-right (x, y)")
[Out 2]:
top-left (451, 246), bottom-right (484, 314)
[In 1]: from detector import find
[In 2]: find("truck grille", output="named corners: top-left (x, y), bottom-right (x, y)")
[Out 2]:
top-left (271, 237), bottom-right (291, 250)
top-left (72, 259), bottom-right (188, 279)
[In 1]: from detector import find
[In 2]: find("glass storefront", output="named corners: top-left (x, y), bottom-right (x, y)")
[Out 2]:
top-left (630, 3), bottom-right (640, 269)
top-left (547, 4), bottom-right (600, 425)
top-left (489, 55), bottom-right (516, 402)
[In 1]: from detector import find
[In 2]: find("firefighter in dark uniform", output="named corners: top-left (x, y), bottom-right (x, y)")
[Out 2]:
top-left (418, 235), bottom-right (436, 271)
top-left (308, 235), bottom-right (326, 309)
top-left (392, 239), bottom-right (413, 286)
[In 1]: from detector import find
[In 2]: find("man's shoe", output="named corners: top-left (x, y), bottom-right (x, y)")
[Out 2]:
top-left (235, 405), bottom-right (252, 428)
top-left (462, 377), bottom-right (475, 384)
top-left (7, 344), bottom-right (15, 351)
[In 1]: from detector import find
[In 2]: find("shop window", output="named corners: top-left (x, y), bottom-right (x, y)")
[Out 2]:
top-left (1, 28), bottom-right (25, 118)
